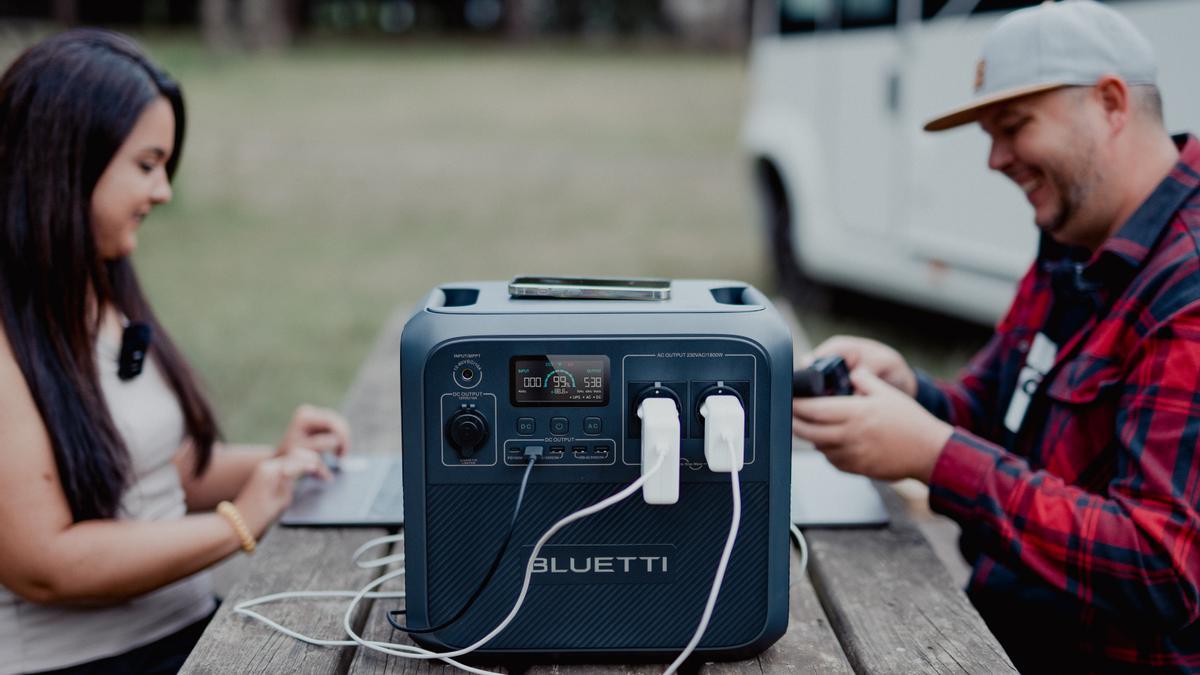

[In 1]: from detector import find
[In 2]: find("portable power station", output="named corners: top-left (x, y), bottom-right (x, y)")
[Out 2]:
top-left (400, 279), bottom-right (792, 662)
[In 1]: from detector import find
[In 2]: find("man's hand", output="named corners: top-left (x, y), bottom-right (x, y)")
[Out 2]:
top-left (803, 335), bottom-right (918, 398)
top-left (792, 368), bottom-right (952, 483)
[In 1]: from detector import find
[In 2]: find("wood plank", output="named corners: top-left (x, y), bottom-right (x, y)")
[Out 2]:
top-left (754, 543), bottom-right (853, 674)
top-left (185, 307), bottom-right (410, 674)
top-left (341, 307), bottom-right (408, 456)
top-left (803, 487), bottom-right (1015, 674)
top-left (345, 542), bottom-right (844, 674)
top-left (181, 526), bottom-right (389, 674)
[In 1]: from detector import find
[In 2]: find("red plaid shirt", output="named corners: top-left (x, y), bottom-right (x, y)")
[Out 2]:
top-left (918, 134), bottom-right (1200, 672)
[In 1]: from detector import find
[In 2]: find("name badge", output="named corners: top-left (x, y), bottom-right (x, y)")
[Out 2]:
top-left (1004, 332), bottom-right (1057, 434)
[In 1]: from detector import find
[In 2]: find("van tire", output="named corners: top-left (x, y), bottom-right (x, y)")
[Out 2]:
top-left (756, 159), bottom-right (825, 310)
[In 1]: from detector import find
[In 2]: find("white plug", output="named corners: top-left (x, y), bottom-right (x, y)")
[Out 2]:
top-left (699, 395), bottom-right (744, 473)
top-left (637, 397), bottom-right (680, 504)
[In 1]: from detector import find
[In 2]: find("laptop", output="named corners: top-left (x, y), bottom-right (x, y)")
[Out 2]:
top-left (791, 449), bottom-right (889, 528)
top-left (280, 449), bottom-right (882, 529)
top-left (280, 455), bottom-right (405, 527)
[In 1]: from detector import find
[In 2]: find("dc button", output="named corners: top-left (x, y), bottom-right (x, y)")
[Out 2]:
top-left (516, 417), bottom-right (536, 436)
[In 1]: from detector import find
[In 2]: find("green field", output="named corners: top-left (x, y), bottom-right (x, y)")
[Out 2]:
top-left (0, 32), bottom-right (983, 446)
top-left (125, 38), bottom-right (762, 444)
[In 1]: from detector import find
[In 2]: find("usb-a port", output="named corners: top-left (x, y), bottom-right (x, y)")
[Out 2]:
top-left (571, 445), bottom-right (588, 454)
top-left (549, 445), bottom-right (566, 455)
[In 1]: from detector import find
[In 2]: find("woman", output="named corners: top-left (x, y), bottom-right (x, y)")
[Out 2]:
top-left (0, 29), bottom-right (350, 674)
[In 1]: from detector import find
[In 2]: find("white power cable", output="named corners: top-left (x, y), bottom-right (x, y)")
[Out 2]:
top-left (237, 428), bottom-right (802, 675)
top-left (352, 532), bottom-right (405, 568)
top-left (663, 447), bottom-right (740, 675)
top-left (237, 454), bottom-right (669, 675)
top-left (233, 533), bottom-right (503, 675)
top-left (790, 523), bottom-right (809, 577)
top-left (339, 451), bottom-right (669, 663)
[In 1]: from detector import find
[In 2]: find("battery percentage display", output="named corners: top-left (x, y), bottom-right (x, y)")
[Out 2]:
top-left (511, 355), bottom-right (609, 406)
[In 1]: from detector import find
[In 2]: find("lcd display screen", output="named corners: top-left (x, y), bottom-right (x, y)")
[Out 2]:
top-left (511, 355), bottom-right (610, 406)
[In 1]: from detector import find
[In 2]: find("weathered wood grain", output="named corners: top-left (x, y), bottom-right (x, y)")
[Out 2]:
top-left (341, 306), bottom-right (408, 456)
top-left (344, 549), bottom-right (836, 675)
top-left (804, 487), bottom-right (1015, 674)
top-left (186, 301), bottom-right (1014, 674)
top-left (180, 526), bottom-right (389, 674)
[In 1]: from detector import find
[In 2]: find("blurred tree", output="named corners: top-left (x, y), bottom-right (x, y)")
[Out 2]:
top-left (201, 0), bottom-right (296, 52)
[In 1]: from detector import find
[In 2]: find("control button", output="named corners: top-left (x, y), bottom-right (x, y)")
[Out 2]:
top-left (583, 416), bottom-right (602, 435)
top-left (516, 417), bottom-right (536, 436)
top-left (549, 416), bottom-right (569, 435)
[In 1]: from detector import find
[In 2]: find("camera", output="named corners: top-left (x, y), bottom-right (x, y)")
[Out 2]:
top-left (792, 355), bottom-right (852, 398)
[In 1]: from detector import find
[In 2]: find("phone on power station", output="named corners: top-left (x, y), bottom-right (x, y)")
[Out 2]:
top-left (508, 276), bottom-right (671, 301)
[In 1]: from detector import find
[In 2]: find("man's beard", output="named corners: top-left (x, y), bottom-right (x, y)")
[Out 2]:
top-left (1038, 140), bottom-right (1100, 241)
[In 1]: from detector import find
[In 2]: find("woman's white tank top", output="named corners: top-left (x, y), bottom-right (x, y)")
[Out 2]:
top-left (0, 329), bottom-right (216, 674)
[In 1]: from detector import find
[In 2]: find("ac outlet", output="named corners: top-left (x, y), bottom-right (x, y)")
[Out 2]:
top-left (625, 381), bottom-right (687, 439)
top-left (690, 380), bottom-right (751, 439)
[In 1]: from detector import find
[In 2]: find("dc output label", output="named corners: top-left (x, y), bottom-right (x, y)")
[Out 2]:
top-left (453, 359), bottom-right (482, 389)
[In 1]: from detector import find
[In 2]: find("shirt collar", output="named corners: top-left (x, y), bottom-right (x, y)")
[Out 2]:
top-left (1039, 133), bottom-right (1200, 292)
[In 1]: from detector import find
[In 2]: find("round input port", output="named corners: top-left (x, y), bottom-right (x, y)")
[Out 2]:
top-left (453, 360), bottom-right (482, 389)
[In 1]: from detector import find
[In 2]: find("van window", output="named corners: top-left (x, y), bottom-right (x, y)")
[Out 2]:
top-left (780, 0), bottom-right (896, 33)
top-left (923, 0), bottom-right (1040, 20)
top-left (780, 0), bottom-right (833, 34)
top-left (842, 0), bottom-right (897, 29)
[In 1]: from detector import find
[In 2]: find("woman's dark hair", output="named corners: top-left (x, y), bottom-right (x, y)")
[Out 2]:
top-left (0, 29), bottom-right (219, 521)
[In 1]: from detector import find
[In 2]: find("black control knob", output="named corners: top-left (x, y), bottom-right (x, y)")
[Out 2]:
top-left (446, 409), bottom-right (489, 457)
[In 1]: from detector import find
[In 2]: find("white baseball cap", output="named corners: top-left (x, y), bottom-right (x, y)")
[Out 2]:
top-left (924, 0), bottom-right (1157, 132)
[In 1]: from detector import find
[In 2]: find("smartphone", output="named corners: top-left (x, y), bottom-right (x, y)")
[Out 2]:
top-left (508, 276), bottom-right (671, 301)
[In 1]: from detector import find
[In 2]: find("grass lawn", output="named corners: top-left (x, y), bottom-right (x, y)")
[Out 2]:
top-left (0, 31), bottom-right (981, 446)
top-left (123, 37), bottom-right (761, 444)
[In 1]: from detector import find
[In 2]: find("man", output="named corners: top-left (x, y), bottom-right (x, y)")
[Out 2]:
top-left (791, 1), bottom-right (1200, 671)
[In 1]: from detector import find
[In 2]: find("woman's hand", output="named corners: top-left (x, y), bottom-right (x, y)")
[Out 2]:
top-left (233, 405), bottom-right (352, 537)
top-left (275, 404), bottom-right (352, 459)
top-left (801, 335), bottom-right (918, 398)
top-left (232, 449), bottom-right (327, 537)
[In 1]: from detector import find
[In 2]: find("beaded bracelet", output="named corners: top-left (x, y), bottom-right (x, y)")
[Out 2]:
top-left (216, 501), bottom-right (257, 554)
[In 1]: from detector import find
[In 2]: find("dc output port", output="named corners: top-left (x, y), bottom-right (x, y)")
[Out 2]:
top-left (446, 409), bottom-right (489, 457)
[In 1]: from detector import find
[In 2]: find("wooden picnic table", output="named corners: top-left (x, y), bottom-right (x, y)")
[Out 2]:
top-left (181, 306), bottom-right (1015, 674)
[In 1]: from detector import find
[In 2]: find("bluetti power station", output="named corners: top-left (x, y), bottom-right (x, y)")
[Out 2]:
top-left (400, 279), bottom-right (792, 663)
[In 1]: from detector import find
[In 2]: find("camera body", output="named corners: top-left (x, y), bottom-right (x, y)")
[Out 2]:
top-left (792, 355), bottom-right (852, 398)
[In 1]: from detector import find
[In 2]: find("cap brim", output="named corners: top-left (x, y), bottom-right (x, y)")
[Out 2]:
top-left (923, 82), bottom-right (1069, 132)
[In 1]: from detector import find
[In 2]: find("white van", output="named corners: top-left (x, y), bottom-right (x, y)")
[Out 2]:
top-left (741, 0), bottom-right (1199, 325)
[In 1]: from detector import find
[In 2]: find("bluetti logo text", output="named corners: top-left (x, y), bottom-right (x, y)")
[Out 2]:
top-left (524, 545), bottom-right (676, 585)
